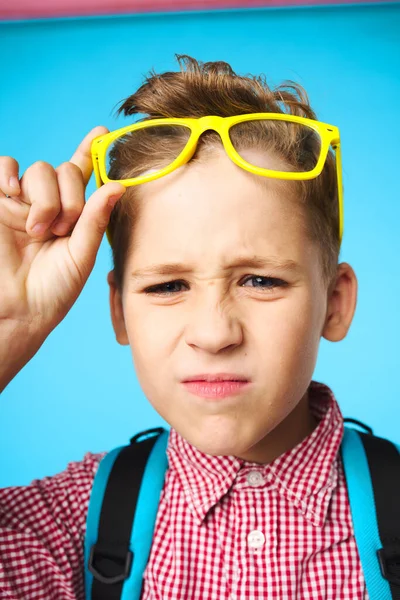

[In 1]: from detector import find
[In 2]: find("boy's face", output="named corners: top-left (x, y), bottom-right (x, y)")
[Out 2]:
top-left (108, 149), bottom-right (356, 462)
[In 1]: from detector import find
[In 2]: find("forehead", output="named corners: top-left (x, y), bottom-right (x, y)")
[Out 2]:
top-left (137, 147), bottom-right (297, 214)
top-left (129, 150), bottom-right (308, 264)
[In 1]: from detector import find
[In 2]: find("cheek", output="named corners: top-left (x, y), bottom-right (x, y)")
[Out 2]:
top-left (129, 306), bottom-right (180, 347)
top-left (123, 303), bottom-right (179, 384)
top-left (256, 294), bottom-right (322, 377)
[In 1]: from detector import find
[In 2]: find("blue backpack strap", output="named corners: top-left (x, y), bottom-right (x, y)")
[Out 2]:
top-left (84, 427), bottom-right (169, 600)
top-left (341, 426), bottom-right (400, 600)
top-left (124, 428), bottom-right (169, 598)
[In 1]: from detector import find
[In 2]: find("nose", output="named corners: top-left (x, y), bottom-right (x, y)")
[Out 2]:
top-left (184, 288), bottom-right (243, 354)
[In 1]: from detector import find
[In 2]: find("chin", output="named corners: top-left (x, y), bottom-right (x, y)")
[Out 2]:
top-left (187, 434), bottom-right (242, 458)
top-left (173, 416), bottom-right (250, 457)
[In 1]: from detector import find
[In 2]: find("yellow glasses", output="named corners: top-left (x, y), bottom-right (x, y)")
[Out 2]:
top-left (91, 114), bottom-right (343, 247)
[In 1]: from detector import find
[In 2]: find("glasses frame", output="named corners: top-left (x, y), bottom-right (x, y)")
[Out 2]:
top-left (91, 113), bottom-right (343, 246)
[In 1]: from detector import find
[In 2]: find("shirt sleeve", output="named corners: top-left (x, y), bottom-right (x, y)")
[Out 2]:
top-left (0, 451), bottom-right (105, 600)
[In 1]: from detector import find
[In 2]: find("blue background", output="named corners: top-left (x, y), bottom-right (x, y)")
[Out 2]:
top-left (0, 3), bottom-right (399, 486)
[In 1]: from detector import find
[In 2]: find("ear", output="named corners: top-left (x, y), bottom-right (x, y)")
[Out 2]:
top-left (107, 270), bottom-right (129, 345)
top-left (322, 262), bottom-right (358, 342)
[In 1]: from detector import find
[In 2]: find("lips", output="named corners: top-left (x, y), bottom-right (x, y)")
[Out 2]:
top-left (182, 373), bottom-right (249, 383)
top-left (182, 378), bottom-right (250, 399)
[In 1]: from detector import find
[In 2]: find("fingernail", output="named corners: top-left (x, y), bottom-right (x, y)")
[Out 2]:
top-left (31, 223), bottom-right (47, 235)
top-left (9, 176), bottom-right (20, 190)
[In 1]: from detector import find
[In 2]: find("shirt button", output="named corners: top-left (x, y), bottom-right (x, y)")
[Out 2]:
top-left (247, 530), bottom-right (265, 549)
top-left (246, 471), bottom-right (265, 487)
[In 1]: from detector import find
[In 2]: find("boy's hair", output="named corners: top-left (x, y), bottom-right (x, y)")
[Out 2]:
top-left (108, 54), bottom-right (339, 291)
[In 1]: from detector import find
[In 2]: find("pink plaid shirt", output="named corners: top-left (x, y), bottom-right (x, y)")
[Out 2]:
top-left (0, 381), bottom-right (367, 599)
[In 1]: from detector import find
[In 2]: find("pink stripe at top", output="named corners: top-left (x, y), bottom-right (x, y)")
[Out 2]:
top-left (1, 0), bottom-right (398, 22)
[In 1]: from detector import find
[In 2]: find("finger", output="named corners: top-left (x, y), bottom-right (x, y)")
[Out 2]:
top-left (0, 157), bottom-right (21, 196)
top-left (23, 162), bottom-right (62, 238)
top-left (0, 191), bottom-right (29, 232)
top-left (50, 162), bottom-right (85, 236)
top-left (69, 126), bottom-right (109, 187)
top-left (68, 183), bottom-right (125, 282)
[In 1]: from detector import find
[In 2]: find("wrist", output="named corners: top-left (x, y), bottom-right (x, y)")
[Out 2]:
top-left (0, 318), bottom-right (48, 393)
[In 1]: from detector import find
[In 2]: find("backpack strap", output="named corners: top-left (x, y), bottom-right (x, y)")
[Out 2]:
top-left (341, 426), bottom-right (400, 600)
top-left (84, 427), bottom-right (169, 600)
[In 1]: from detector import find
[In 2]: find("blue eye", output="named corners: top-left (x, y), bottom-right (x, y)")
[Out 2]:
top-left (144, 276), bottom-right (286, 296)
top-left (144, 281), bottom-right (187, 296)
top-left (242, 276), bottom-right (286, 290)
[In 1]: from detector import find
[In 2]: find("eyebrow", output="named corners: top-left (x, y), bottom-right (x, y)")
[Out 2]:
top-left (130, 256), bottom-right (302, 281)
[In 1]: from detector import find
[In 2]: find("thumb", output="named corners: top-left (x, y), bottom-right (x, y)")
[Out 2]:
top-left (68, 182), bottom-right (125, 281)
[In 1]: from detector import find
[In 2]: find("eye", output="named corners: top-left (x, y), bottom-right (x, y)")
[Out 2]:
top-left (144, 276), bottom-right (287, 297)
top-left (144, 280), bottom-right (188, 296)
top-left (241, 275), bottom-right (287, 290)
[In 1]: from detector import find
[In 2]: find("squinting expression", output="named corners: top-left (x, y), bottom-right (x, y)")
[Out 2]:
top-left (118, 149), bottom-right (329, 462)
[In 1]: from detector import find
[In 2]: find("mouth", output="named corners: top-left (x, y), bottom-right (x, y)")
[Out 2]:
top-left (182, 375), bottom-right (250, 401)
top-left (182, 373), bottom-right (250, 383)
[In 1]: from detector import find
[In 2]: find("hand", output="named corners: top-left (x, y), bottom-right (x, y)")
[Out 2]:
top-left (0, 127), bottom-right (125, 387)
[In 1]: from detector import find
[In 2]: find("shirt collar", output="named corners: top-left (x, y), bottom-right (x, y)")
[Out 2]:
top-left (166, 380), bottom-right (344, 527)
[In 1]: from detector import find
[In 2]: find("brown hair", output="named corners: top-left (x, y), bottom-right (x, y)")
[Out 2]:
top-left (108, 54), bottom-right (339, 291)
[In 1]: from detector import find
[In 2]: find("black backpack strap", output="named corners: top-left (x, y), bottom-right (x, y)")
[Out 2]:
top-left (359, 431), bottom-right (400, 597)
top-left (86, 427), bottom-right (167, 600)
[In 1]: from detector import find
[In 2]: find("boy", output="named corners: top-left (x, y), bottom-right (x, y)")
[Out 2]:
top-left (0, 55), bottom-right (361, 598)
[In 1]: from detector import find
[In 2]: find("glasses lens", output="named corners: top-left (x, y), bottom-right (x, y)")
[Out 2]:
top-left (229, 119), bottom-right (322, 173)
top-left (105, 123), bottom-right (191, 181)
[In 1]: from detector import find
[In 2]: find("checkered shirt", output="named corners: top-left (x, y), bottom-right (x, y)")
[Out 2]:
top-left (0, 381), bottom-right (368, 599)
